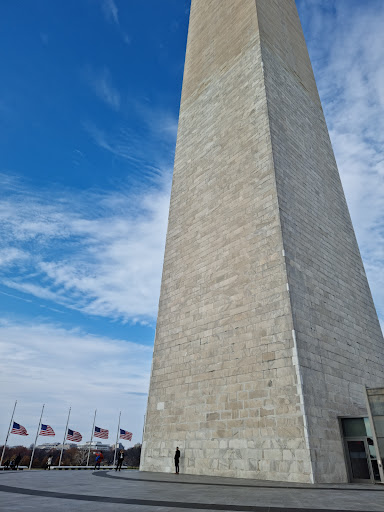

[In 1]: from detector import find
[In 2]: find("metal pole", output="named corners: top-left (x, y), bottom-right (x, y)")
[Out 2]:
top-left (113, 411), bottom-right (121, 467)
top-left (59, 407), bottom-right (71, 467)
top-left (86, 409), bottom-right (97, 467)
top-left (29, 404), bottom-right (45, 470)
top-left (0, 400), bottom-right (17, 467)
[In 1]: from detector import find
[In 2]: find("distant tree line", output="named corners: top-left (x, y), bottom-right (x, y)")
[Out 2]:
top-left (1, 444), bottom-right (141, 469)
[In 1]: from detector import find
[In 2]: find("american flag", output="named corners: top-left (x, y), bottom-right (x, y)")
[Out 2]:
top-left (94, 426), bottom-right (108, 439)
top-left (67, 429), bottom-right (82, 442)
top-left (40, 424), bottom-right (55, 436)
top-left (120, 429), bottom-right (132, 441)
top-left (11, 422), bottom-right (28, 436)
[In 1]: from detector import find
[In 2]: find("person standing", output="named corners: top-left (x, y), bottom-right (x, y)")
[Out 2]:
top-left (46, 456), bottom-right (53, 470)
top-left (174, 447), bottom-right (180, 474)
top-left (14, 454), bottom-right (21, 469)
top-left (115, 450), bottom-right (124, 471)
top-left (94, 451), bottom-right (104, 470)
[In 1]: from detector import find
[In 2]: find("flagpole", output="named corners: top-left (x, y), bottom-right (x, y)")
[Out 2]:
top-left (0, 400), bottom-right (17, 467)
top-left (59, 407), bottom-right (71, 467)
top-left (113, 411), bottom-right (121, 467)
top-left (86, 409), bottom-right (97, 467)
top-left (29, 404), bottom-right (45, 470)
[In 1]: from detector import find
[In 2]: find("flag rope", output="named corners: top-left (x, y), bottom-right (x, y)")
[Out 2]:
top-left (59, 407), bottom-right (71, 467)
top-left (29, 404), bottom-right (45, 470)
top-left (86, 409), bottom-right (97, 467)
top-left (113, 411), bottom-right (121, 468)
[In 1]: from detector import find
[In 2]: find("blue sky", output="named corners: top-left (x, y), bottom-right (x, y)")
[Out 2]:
top-left (1, 0), bottom-right (383, 448)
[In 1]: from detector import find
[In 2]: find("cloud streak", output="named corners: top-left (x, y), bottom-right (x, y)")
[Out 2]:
top-left (101, 0), bottom-right (119, 26)
top-left (99, 0), bottom-right (131, 44)
top-left (87, 67), bottom-right (120, 111)
top-left (83, 104), bottom-right (178, 180)
top-left (0, 174), bottom-right (171, 323)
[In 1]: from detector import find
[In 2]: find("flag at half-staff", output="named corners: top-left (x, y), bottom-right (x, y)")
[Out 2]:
top-left (40, 424), bottom-right (55, 436)
top-left (120, 429), bottom-right (132, 441)
top-left (11, 422), bottom-right (28, 436)
top-left (67, 429), bottom-right (82, 442)
top-left (94, 426), bottom-right (108, 439)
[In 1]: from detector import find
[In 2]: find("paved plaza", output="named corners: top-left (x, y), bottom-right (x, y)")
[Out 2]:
top-left (0, 470), bottom-right (383, 511)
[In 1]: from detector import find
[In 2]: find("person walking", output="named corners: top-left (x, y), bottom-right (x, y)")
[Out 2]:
top-left (94, 451), bottom-right (104, 470)
top-left (14, 454), bottom-right (21, 469)
top-left (46, 456), bottom-right (53, 470)
top-left (174, 447), bottom-right (180, 474)
top-left (115, 450), bottom-right (124, 471)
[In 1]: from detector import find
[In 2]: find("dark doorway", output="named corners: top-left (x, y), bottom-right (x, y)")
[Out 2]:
top-left (341, 418), bottom-right (381, 483)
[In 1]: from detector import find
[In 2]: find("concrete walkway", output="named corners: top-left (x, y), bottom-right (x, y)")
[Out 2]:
top-left (0, 469), bottom-right (383, 511)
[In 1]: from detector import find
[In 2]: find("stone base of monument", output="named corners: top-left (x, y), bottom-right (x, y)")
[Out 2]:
top-left (52, 466), bottom-right (114, 470)
top-left (51, 466), bottom-right (135, 470)
top-left (0, 466), bottom-right (27, 471)
top-left (0, 465), bottom-right (136, 471)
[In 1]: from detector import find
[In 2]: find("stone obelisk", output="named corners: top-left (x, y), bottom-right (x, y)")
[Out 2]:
top-left (140, 0), bottom-right (384, 483)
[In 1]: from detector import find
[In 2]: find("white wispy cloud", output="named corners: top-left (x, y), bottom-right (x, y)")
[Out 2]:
top-left (101, 0), bottom-right (119, 26)
top-left (99, 0), bottom-right (131, 44)
top-left (0, 248), bottom-right (27, 268)
top-left (0, 174), bottom-right (171, 323)
top-left (0, 320), bottom-right (152, 447)
top-left (297, 0), bottom-right (384, 325)
top-left (83, 122), bottom-right (153, 167)
top-left (87, 67), bottom-right (120, 111)
top-left (83, 104), bottom-right (179, 177)
top-left (135, 102), bottom-right (179, 142)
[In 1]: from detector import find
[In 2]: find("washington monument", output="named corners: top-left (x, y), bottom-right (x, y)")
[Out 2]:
top-left (140, 0), bottom-right (384, 483)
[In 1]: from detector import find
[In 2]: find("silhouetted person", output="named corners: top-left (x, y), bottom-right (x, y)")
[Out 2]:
top-left (4, 459), bottom-right (10, 470)
top-left (14, 454), bottom-right (21, 469)
top-left (174, 447), bottom-right (180, 474)
top-left (115, 450), bottom-right (124, 471)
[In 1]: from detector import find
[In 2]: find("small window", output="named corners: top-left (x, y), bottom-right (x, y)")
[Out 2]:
top-left (342, 418), bottom-right (367, 437)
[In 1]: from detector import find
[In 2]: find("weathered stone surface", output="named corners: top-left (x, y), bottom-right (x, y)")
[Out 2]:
top-left (140, 0), bottom-right (384, 484)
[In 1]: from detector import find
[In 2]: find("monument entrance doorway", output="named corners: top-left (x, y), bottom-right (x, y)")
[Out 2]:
top-left (341, 418), bottom-right (381, 483)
